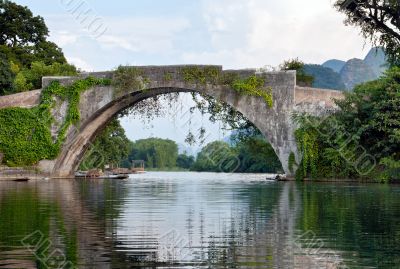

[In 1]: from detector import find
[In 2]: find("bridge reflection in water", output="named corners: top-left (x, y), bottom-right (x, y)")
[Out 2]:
top-left (1, 173), bottom-right (398, 268)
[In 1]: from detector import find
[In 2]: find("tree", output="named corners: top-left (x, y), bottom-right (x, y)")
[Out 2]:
top-left (20, 61), bottom-right (76, 90)
top-left (176, 153), bottom-right (195, 169)
top-left (191, 141), bottom-right (239, 172)
top-left (280, 58), bottom-right (314, 86)
top-left (294, 67), bottom-right (400, 181)
top-left (0, 0), bottom-right (48, 47)
top-left (0, 51), bottom-right (14, 94)
top-left (80, 119), bottom-right (132, 170)
top-left (126, 138), bottom-right (178, 169)
top-left (334, 67), bottom-right (400, 160)
top-left (335, 0), bottom-right (400, 65)
top-left (0, 1), bottom-right (73, 95)
top-left (235, 137), bottom-right (283, 173)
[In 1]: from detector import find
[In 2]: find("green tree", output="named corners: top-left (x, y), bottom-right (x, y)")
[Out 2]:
top-left (281, 58), bottom-right (314, 86)
top-left (20, 61), bottom-right (77, 90)
top-left (126, 138), bottom-right (178, 169)
top-left (0, 51), bottom-right (14, 94)
top-left (334, 0), bottom-right (400, 65)
top-left (294, 67), bottom-right (400, 181)
top-left (191, 141), bottom-right (239, 172)
top-left (176, 153), bottom-right (195, 169)
top-left (235, 137), bottom-right (283, 173)
top-left (0, 0), bottom-right (48, 47)
top-left (0, 1), bottom-right (74, 95)
top-left (80, 119), bottom-right (132, 170)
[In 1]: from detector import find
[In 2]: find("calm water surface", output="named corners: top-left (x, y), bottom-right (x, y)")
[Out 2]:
top-left (0, 172), bottom-right (399, 268)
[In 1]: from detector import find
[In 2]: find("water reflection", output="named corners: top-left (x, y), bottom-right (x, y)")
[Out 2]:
top-left (0, 173), bottom-right (399, 268)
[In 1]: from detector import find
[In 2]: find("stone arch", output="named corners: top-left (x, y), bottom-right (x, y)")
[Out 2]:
top-left (35, 66), bottom-right (299, 178)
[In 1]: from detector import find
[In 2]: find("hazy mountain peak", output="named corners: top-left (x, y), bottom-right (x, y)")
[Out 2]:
top-left (312, 47), bottom-right (388, 91)
top-left (364, 47), bottom-right (387, 77)
top-left (340, 58), bottom-right (377, 90)
top-left (322, 59), bottom-right (346, 73)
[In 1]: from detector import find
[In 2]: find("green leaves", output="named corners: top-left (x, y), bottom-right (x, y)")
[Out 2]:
top-left (124, 138), bottom-right (178, 169)
top-left (294, 67), bottom-right (400, 181)
top-left (112, 66), bottom-right (147, 97)
top-left (80, 119), bottom-right (131, 170)
top-left (0, 77), bottom-right (109, 166)
top-left (0, 1), bottom-right (71, 95)
top-left (231, 75), bottom-right (273, 107)
top-left (334, 0), bottom-right (400, 65)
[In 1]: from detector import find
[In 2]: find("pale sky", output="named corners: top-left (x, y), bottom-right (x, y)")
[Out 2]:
top-left (14, 0), bottom-right (372, 148)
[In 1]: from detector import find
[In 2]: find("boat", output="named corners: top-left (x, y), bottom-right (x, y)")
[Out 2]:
top-left (75, 171), bottom-right (129, 180)
top-left (13, 177), bottom-right (30, 182)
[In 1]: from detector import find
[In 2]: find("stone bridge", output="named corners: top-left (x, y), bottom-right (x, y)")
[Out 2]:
top-left (0, 65), bottom-right (344, 178)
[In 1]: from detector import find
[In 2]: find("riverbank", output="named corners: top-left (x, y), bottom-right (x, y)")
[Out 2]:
top-left (279, 176), bottom-right (396, 184)
top-left (0, 167), bottom-right (396, 184)
top-left (145, 167), bottom-right (190, 172)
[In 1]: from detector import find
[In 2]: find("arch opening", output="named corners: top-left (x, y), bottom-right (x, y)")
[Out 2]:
top-left (53, 87), bottom-right (286, 177)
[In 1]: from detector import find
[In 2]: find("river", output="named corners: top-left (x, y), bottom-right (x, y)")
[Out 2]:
top-left (0, 172), bottom-right (399, 268)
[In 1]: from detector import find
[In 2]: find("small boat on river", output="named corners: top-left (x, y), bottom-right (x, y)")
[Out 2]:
top-left (75, 170), bottom-right (129, 180)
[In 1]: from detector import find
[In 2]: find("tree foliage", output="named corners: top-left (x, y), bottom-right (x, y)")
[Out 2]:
top-left (177, 153), bottom-right (195, 169)
top-left (0, 0), bottom-right (48, 47)
top-left (0, 77), bottom-right (110, 166)
top-left (294, 67), bottom-right (400, 181)
top-left (280, 58), bottom-right (314, 86)
top-left (334, 0), bottom-right (400, 65)
top-left (191, 141), bottom-right (238, 172)
top-left (80, 119), bottom-right (132, 170)
top-left (125, 138), bottom-right (179, 169)
top-left (0, 51), bottom-right (13, 93)
top-left (235, 136), bottom-right (282, 173)
top-left (191, 136), bottom-right (282, 173)
top-left (0, 0), bottom-right (73, 95)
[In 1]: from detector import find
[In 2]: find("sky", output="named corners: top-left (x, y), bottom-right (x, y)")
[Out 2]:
top-left (13, 0), bottom-right (372, 149)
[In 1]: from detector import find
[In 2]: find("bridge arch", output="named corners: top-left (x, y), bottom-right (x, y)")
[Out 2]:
top-left (41, 66), bottom-right (299, 177)
top-left (53, 87), bottom-right (279, 176)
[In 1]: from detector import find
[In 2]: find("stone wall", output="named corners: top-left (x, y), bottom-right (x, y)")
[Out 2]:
top-left (0, 90), bottom-right (41, 109)
top-left (294, 86), bottom-right (344, 115)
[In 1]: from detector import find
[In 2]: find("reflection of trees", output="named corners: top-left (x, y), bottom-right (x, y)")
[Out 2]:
top-left (0, 184), bottom-right (54, 268)
top-left (202, 183), bottom-right (302, 268)
top-left (297, 183), bottom-right (400, 268)
top-left (77, 178), bottom-right (129, 221)
top-left (0, 179), bottom-right (132, 268)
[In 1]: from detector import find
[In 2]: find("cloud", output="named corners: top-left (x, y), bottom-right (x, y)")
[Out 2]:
top-left (47, 15), bottom-right (190, 53)
top-left (67, 56), bottom-right (94, 71)
top-left (49, 31), bottom-right (79, 47)
top-left (182, 0), bottom-right (371, 69)
top-left (96, 17), bottom-right (191, 53)
top-left (43, 1), bottom-right (371, 71)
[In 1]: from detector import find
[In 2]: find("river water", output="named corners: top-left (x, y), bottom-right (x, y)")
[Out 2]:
top-left (0, 172), bottom-right (399, 268)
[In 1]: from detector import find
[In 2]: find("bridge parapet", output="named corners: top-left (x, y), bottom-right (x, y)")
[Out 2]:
top-left (294, 86), bottom-right (344, 116)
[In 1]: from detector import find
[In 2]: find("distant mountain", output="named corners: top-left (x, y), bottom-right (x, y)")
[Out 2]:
top-left (322, 59), bottom-right (346, 73)
top-left (305, 47), bottom-right (388, 91)
top-left (340, 58), bottom-right (378, 90)
top-left (364, 47), bottom-right (387, 77)
top-left (303, 64), bottom-right (346, 90)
